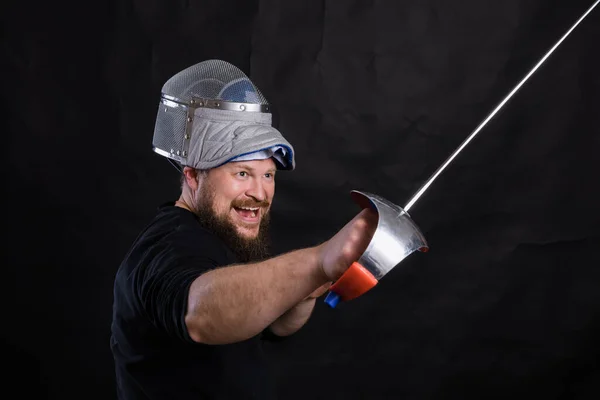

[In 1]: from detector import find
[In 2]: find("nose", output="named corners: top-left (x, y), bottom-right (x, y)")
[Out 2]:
top-left (245, 177), bottom-right (267, 202)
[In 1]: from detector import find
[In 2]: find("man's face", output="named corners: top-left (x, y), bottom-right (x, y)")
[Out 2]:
top-left (192, 158), bottom-right (276, 261)
top-left (202, 158), bottom-right (275, 238)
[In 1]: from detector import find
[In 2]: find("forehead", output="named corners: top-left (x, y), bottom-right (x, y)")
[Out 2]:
top-left (222, 158), bottom-right (277, 171)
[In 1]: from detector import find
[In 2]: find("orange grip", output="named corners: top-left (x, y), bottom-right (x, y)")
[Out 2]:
top-left (329, 262), bottom-right (378, 301)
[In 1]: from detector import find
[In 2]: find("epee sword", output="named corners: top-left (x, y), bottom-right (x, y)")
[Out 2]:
top-left (324, 0), bottom-right (600, 308)
top-left (404, 0), bottom-right (600, 213)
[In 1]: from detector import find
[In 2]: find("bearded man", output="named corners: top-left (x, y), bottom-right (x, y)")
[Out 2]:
top-left (110, 60), bottom-right (377, 400)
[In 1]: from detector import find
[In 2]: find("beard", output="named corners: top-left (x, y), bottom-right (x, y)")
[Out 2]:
top-left (192, 185), bottom-right (271, 263)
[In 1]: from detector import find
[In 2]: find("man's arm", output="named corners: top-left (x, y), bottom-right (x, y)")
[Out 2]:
top-left (268, 282), bottom-right (331, 337)
top-left (185, 246), bottom-right (329, 345)
top-left (185, 208), bottom-right (377, 345)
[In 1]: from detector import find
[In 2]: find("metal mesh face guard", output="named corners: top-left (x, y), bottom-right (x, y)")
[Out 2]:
top-left (152, 59), bottom-right (295, 171)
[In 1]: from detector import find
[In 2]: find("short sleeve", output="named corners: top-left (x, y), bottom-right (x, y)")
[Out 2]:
top-left (133, 230), bottom-right (233, 344)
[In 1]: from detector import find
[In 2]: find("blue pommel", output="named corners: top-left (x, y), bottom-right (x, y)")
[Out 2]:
top-left (324, 291), bottom-right (341, 308)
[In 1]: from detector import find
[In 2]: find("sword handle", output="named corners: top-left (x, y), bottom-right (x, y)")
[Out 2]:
top-left (324, 262), bottom-right (378, 308)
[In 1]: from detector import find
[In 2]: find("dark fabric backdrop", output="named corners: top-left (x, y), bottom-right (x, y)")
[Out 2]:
top-left (3, 0), bottom-right (600, 398)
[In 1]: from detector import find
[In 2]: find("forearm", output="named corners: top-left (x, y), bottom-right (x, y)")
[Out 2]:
top-left (185, 246), bottom-right (328, 345)
top-left (269, 298), bottom-right (317, 337)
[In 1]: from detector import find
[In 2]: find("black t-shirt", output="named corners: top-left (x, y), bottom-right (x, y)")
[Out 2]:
top-left (110, 203), bottom-right (280, 399)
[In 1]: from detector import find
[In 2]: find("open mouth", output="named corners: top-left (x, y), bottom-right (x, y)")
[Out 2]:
top-left (233, 206), bottom-right (260, 222)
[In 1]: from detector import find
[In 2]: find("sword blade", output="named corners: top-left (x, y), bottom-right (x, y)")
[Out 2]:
top-left (403, 0), bottom-right (600, 213)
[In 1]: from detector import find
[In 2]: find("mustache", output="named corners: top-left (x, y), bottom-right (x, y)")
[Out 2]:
top-left (232, 200), bottom-right (270, 208)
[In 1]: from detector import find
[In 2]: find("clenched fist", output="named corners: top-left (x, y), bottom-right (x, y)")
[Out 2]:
top-left (318, 207), bottom-right (378, 281)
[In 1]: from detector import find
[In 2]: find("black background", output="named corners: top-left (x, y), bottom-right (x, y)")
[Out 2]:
top-left (3, 0), bottom-right (600, 398)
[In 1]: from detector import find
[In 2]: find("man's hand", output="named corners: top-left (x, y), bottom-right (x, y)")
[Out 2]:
top-left (318, 208), bottom-right (378, 281)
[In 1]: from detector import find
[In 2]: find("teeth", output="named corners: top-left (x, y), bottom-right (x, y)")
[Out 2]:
top-left (235, 206), bottom-right (259, 218)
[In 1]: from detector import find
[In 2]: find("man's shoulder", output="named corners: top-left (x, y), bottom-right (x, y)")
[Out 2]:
top-left (118, 203), bottom-right (234, 272)
top-left (146, 202), bottom-right (229, 255)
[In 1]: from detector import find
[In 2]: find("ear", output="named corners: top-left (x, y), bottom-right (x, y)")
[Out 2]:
top-left (182, 167), bottom-right (199, 191)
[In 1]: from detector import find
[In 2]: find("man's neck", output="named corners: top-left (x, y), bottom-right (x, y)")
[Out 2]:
top-left (175, 199), bottom-right (193, 212)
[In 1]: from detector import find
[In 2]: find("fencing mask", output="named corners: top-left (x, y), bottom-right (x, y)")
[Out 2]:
top-left (151, 59), bottom-right (295, 172)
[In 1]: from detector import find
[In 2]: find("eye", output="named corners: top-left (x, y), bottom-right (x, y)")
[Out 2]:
top-left (238, 171), bottom-right (248, 177)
